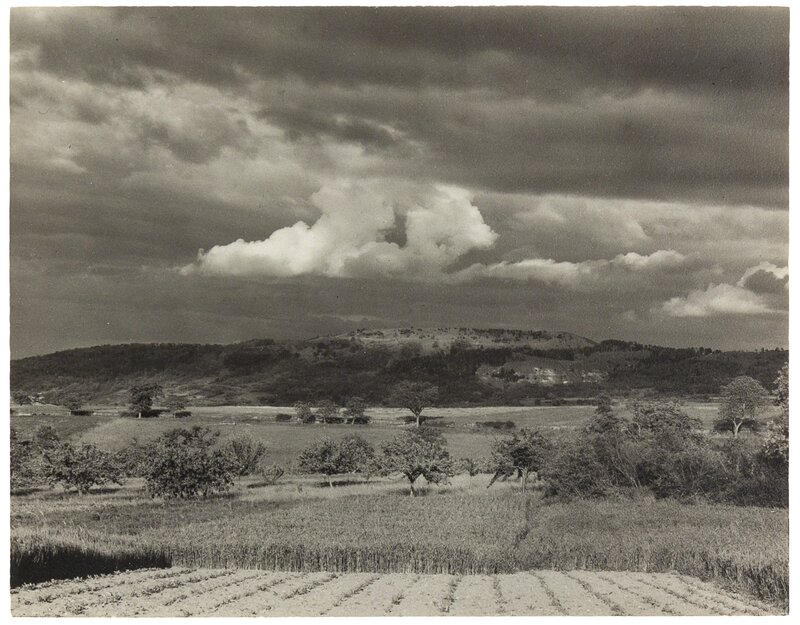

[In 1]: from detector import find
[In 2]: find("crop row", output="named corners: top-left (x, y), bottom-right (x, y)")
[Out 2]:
top-left (12, 569), bottom-right (777, 617)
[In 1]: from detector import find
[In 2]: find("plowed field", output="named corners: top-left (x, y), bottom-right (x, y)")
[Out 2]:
top-left (11, 568), bottom-right (779, 616)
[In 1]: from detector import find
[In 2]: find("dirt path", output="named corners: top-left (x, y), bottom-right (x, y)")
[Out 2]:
top-left (11, 568), bottom-right (780, 616)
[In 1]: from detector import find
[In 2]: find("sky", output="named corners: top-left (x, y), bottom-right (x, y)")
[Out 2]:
top-left (8, 6), bottom-right (789, 358)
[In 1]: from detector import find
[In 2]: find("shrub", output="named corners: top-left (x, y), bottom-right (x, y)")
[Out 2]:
top-left (115, 439), bottom-right (152, 477)
top-left (294, 401), bottom-right (315, 424)
top-left (143, 427), bottom-right (238, 499)
top-left (43, 443), bottom-right (123, 494)
top-left (259, 462), bottom-right (285, 485)
top-left (173, 410), bottom-right (192, 418)
top-left (275, 413), bottom-right (293, 422)
top-left (223, 435), bottom-right (267, 476)
top-left (69, 409), bottom-right (95, 416)
top-left (476, 420), bottom-right (516, 430)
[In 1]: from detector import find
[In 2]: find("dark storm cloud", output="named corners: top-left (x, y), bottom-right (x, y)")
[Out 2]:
top-left (259, 107), bottom-right (402, 150)
top-left (9, 7), bottom-right (789, 357)
top-left (11, 7), bottom-right (788, 94)
top-left (11, 6), bottom-right (788, 206)
top-left (741, 270), bottom-right (789, 295)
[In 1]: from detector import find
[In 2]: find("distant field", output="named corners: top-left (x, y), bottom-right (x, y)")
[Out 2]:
top-left (11, 402), bottom-right (735, 468)
top-left (11, 568), bottom-right (778, 616)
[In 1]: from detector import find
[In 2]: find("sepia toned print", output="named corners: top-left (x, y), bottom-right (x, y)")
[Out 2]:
top-left (8, 6), bottom-right (788, 617)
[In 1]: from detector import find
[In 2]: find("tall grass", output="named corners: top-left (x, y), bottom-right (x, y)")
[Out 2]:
top-left (11, 482), bottom-right (787, 607)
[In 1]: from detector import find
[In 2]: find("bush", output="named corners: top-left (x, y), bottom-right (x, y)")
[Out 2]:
top-left (173, 410), bottom-right (192, 418)
top-left (224, 435), bottom-right (267, 476)
top-left (69, 409), bottom-right (94, 416)
top-left (143, 427), bottom-right (238, 499)
top-left (259, 462), bottom-right (285, 485)
top-left (43, 443), bottom-right (123, 494)
top-left (476, 420), bottom-right (516, 430)
top-left (275, 413), bottom-right (293, 422)
top-left (115, 439), bottom-right (152, 477)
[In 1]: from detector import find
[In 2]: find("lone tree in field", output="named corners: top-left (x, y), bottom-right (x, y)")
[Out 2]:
top-left (714, 376), bottom-right (770, 438)
top-left (389, 381), bottom-right (439, 427)
top-left (297, 435), bottom-right (375, 487)
top-left (380, 428), bottom-right (453, 496)
top-left (488, 428), bottom-right (552, 493)
top-left (129, 383), bottom-right (164, 418)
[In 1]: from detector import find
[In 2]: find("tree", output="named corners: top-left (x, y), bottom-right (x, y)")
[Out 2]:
top-left (43, 442), bottom-right (123, 494)
top-left (296, 436), bottom-right (375, 486)
top-left (62, 394), bottom-right (84, 414)
top-left (315, 399), bottom-right (340, 425)
top-left (11, 391), bottom-right (32, 405)
top-left (129, 383), bottom-right (164, 418)
top-left (761, 364), bottom-right (789, 468)
top-left (165, 395), bottom-right (188, 416)
top-left (714, 376), bottom-right (770, 437)
top-left (294, 401), bottom-right (315, 424)
top-left (144, 426), bottom-right (237, 499)
top-left (343, 396), bottom-right (368, 424)
top-left (224, 435), bottom-right (267, 476)
top-left (389, 382), bottom-right (439, 427)
top-left (380, 428), bottom-right (453, 496)
top-left (488, 428), bottom-right (552, 493)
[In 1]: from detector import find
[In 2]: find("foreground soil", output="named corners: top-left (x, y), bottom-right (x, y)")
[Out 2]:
top-left (11, 567), bottom-right (780, 616)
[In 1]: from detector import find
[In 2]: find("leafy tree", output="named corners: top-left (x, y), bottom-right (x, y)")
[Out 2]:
top-left (380, 428), bottom-right (453, 496)
top-left (129, 383), bottom-right (164, 418)
top-left (144, 426), bottom-right (237, 499)
top-left (294, 401), bottom-right (315, 424)
top-left (115, 437), bottom-right (151, 477)
top-left (315, 399), bottom-right (340, 424)
top-left (224, 435), bottom-right (267, 476)
top-left (165, 395), bottom-right (187, 414)
top-left (43, 442), bottom-right (123, 494)
top-left (389, 381), bottom-right (439, 427)
top-left (761, 364), bottom-right (789, 468)
top-left (297, 435), bottom-right (375, 486)
top-left (456, 457), bottom-right (483, 478)
top-left (62, 394), bottom-right (86, 414)
top-left (714, 376), bottom-right (769, 437)
top-left (488, 428), bottom-right (552, 493)
top-left (343, 396), bottom-right (368, 424)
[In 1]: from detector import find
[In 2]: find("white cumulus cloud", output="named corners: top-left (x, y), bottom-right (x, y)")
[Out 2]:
top-left (181, 180), bottom-right (498, 280)
top-left (658, 283), bottom-right (773, 317)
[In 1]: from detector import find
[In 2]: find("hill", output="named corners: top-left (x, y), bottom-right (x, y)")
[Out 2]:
top-left (10, 327), bottom-right (787, 407)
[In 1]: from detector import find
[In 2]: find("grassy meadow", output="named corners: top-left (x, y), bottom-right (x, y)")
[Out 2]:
top-left (10, 474), bottom-right (788, 607)
top-left (11, 401), bottom-right (734, 469)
